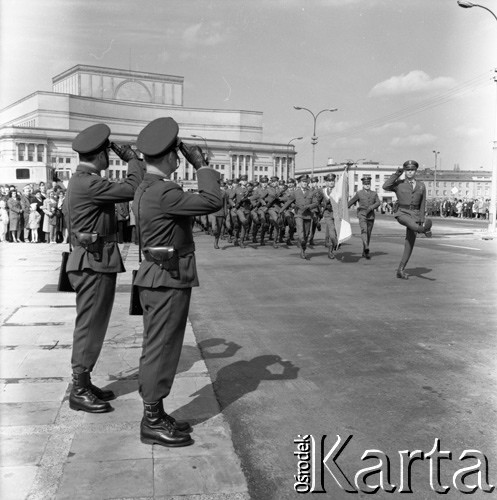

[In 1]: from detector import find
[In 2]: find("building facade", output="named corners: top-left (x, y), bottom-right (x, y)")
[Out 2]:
top-left (0, 65), bottom-right (297, 188)
top-left (296, 159), bottom-right (492, 202)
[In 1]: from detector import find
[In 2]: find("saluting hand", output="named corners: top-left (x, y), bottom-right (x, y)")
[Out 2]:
top-left (110, 143), bottom-right (139, 163)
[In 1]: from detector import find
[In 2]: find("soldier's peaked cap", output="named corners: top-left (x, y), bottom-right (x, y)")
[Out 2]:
top-left (137, 117), bottom-right (179, 157)
top-left (324, 174), bottom-right (336, 181)
top-left (239, 174), bottom-right (248, 181)
top-left (361, 174), bottom-right (372, 182)
top-left (72, 124), bottom-right (110, 154)
top-left (260, 176), bottom-right (269, 182)
top-left (298, 174), bottom-right (310, 182)
top-left (403, 160), bottom-right (419, 170)
top-left (311, 176), bottom-right (319, 182)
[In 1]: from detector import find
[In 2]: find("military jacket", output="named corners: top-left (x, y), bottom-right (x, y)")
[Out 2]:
top-left (233, 186), bottom-right (253, 210)
top-left (383, 171), bottom-right (427, 219)
top-left (132, 168), bottom-right (221, 289)
top-left (347, 189), bottom-right (381, 220)
top-left (281, 187), bottom-right (317, 219)
top-left (65, 160), bottom-right (144, 273)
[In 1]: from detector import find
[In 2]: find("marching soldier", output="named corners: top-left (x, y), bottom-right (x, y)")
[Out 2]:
top-left (65, 123), bottom-right (145, 413)
top-left (280, 175), bottom-right (317, 259)
top-left (347, 174), bottom-right (381, 259)
top-left (233, 175), bottom-right (253, 247)
top-left (280, 178), bottom-right (296, 245)
top-left (383, 160), bottom-right (432, 279)
top-left (320, 174), bottom-right (339, 259)
top-left (250, 176), bottom-right (270, 245)
top-left (224, 179), bottom-right (235, 241)
top-left (309, 176), bottom-right (322, 246)
top-left (227, 178), bottom-right (239, 243)
top-left (132, 117), bottom-right (222, 447)
top-left (209, 180), bottom-right (228, 249)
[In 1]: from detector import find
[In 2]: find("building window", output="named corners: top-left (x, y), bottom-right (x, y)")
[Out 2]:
top-left (375, 175), bottom-right (380, 182)
top-left (265, 167), bottom-right (268, 172)
top-left (18, 143), bottom-right (25, 161)
top-left (443, 190), bottom-right (447, 195)
top-left (58, 157), bottom-right (64, 163)
top-left (37, 145), bottom-right (44, 162)
top-left (436, 182), bottom-right (439, 187)
top-left (51, 157), bottom-right (56, 164)
top-left (16, 168), bottom-right (30, 179)
top-left (185, 172), bottom-right (189, 180)
top-left (65, 158), bottom-right (71, 164)
top-left (27, 144), bottom-right (35, 161)
top-left (109, 159), bottom-right (114, 165)
top-left (436, 190), bottom-right (439, 196)
top-left (428, 190), bottom-right (432, 196)
top-left (115, 170), bottom-right (121, 179)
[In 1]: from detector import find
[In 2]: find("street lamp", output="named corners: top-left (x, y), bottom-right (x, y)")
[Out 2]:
top-left (286, 137), bottom-right (303, 179)
top-left (457, 0), bottom-right (497, 234)
top-left (191, 134), bottom-right (210, 163)
top-left (293, 106), bottom-right (338, 176)
top-left (433, 150), bottom-right (440, 194)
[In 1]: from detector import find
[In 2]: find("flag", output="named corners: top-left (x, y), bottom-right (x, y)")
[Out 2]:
top-left (330, 168), bottom-right (352, 244)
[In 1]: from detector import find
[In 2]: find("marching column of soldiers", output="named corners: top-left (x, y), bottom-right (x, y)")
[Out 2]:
top-left (194, 173), bottom-right (344, 260)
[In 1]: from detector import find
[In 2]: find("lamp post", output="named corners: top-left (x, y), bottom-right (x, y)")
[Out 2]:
top-left (286, 137), bottom-right (303, 180)
top-left (457, 0), bottom-right (497, 234)
top-left (191, 134), bottom-right (210, 164)
top-left (433, 150), bottom-right (440, 194)
top-left (293, 106), bottom-right (338, 176)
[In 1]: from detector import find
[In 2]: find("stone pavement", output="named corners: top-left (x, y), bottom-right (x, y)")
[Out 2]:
top-left (0, 242), bottom-right (249, 500)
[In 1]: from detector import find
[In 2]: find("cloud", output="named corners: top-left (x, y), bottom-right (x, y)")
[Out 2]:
top-left (454, 126), bottom-right (484, 138)
top-left (369, 71), bottom-right (456, 97)
top-left (330, 137), bottom-right (367, 149)
top-left (390, 134), bottom-right (437, 147)
top-left (370, 122), bottom-right (408, 135)
top-left (182, 22), bottom-right (226, 47)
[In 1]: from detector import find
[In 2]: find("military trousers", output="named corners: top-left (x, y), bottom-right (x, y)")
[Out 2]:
top-left (295, 217), bottom-right (312, 249)
top-left (138, 286), bottom-right (192, 402)
top-left (357, 213), bottom-right (375, 248)
top-left (68, 270), bottom-right (117, 374)
top-left (322, 215), bottom-right (338, 249)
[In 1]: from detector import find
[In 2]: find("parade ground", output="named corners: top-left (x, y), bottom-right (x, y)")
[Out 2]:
top-left (1, 214), bottom-right (496, 499)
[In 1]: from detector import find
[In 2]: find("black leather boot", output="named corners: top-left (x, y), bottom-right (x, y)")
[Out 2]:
top-left (69, 372), bottom-right (113, 413)
top-left (214, 237), bottom-right (220, 249)
top-left (140, 401), bottom-right (193, 447)
top-left (88, 375), bottom-right (116, 401)
top-left (328, 246), bottom-right (336, 260)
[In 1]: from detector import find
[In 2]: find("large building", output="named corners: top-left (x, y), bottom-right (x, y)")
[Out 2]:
top-left (0, 65), bottom-right (297, 188)
top-left (297, 159), bottom-right (492, 202)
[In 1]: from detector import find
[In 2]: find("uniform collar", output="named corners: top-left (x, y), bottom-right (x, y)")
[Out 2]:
top-left (76, 163), bottom-right (100, 175)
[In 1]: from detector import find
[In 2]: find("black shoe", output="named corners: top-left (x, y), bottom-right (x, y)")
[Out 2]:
top-left (70, 373), bottom-right (113, 413)
top-left (214, 239), bottom-right (220, 249)
top-left (300, 248), bottom-right (307, 260)
top-left (163, 413), bottom-right (192, 433)
top-left (89, 381), bottom-right (116, 401)
top-left (140, 401), bottom-right (193, 448)
top-left (363, 248), bottom-right (371, 260)
top-left (273, 241), bottom-right (279, 249)
top-left (396, 268), bottom-right (409, 279)
top-left (234, 239), bottom-right (239, 246)
top-left (328, 248), bottom-right (336, 260)
top-left (260, 240), bottom-right (265, 246)
top-left (286, 239), bottom-right (291, 246)
top-left (309, 239), bottom-right (314, 246)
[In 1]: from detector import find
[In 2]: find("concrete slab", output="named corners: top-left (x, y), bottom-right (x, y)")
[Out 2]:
top-left (56, 459), bottom-right (154, 500)
top-left (0, 382), bottom-right (68, 403)
top-left (0, 434), bottom-right (50, 466)
top-left (0, 402), bottom-right (60, 426)
top-left (0, 465), bottom-right (38, 500)
top-left (6, 306), bottom-right (75, 325)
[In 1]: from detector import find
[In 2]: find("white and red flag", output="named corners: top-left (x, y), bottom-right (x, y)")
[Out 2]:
top-left (330, 168), bottom-right (352, 244)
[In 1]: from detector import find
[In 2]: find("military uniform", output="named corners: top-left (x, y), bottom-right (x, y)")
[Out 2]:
top-left (320, 176), bottom-right (339, 259)
top-left (280, 175), bottom-right (317, 258)
top-left (250, 177), bottom-right (270, 245)
top-left (382, 160), bottom-right (432, 279)
top-left (347, 175), bottom-right (380, 259)
top-left (309, 177), bottom-right (322, 245)
top-left (66, 123), bottom-right (145, 413)
top-left (208, 182), bottom-right (228, 248)
top-left (232, 175), bottom-right (252, 247)
top-left (133, 117), bottom-right (222, 447)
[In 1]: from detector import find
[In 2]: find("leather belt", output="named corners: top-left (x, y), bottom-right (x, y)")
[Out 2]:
top-left (398, 204), bottom-right (420, 210)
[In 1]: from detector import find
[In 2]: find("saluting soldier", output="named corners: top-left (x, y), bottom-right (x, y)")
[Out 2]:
top-left (347, 174), bottom-right (381, 259)
top-left (132, 117), bottom-right (222, 447)
top-left (280, 174), bottom-right (317, 259)
top-left (65, 124), bottom-right (144, 413)
top-left (383, 160), bottom-right (433, 279)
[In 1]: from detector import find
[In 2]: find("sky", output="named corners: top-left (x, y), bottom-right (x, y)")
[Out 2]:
top-left (1, 0), bottom-right (496, 172)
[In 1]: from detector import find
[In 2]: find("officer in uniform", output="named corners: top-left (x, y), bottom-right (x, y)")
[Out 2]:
top-left (280, 175), bottom-right (317, 259)
top-left (133, 117), bottom-right (222, 447)
top-left (66, 123), bottom-right (144, 413)
top-left (347, 174), bottom-right (381, 259)
top-left (280, 178), bottom-right (296, 245)
top-left (383, 160), bottom-right (433, 279)
top-left (320, 174), bottom-right (339, 259)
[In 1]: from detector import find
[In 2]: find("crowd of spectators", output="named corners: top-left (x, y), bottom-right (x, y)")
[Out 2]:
top-left (425, 198), bottom-right (490, 219)
top-left (0, 182), bottom-right (138, 244)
